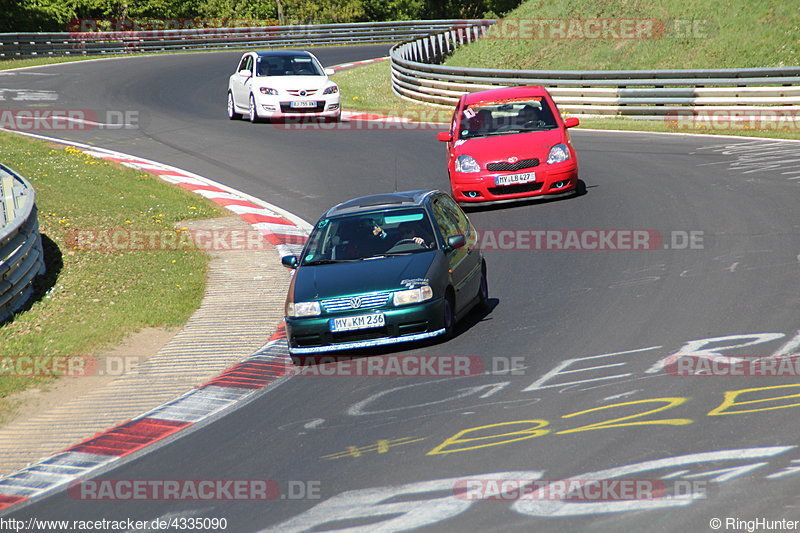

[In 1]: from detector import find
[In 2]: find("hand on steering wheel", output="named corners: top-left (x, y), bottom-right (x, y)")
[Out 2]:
top-left (394, 237), bottom-right (426, 246)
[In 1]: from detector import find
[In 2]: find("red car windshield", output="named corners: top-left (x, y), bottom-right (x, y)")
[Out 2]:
top-left (458, 97), bottom-right (558, 139)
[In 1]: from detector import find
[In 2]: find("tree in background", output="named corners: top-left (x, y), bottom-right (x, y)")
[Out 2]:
top-left (423, 0), bottom-right (520, 19)
top-left (362, 0), bottom-right (425, 21)
top-left (3, 0), bottom-right (521, 32)
top-left (1, 0), bottom-right (76, 32)
top-left (196, 0), bottom-right (278, 22)
top-left (280, 0), bottom-right (365, 24)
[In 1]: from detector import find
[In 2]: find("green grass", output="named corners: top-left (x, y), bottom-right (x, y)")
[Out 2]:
top-left (335, 61), bottom-right (800, 140)
top-left (0, 132), bottom-right (220, 417)
top-left (336, 61), bottom-right (452, 121)
top-left (446, 0), bottom-right (800, 70)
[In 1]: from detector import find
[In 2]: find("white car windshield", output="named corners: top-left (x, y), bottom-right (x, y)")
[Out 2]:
top-left (256, 55), bottom-right (325, 77)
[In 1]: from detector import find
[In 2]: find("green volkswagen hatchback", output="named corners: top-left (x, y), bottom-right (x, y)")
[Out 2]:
top-left (281, 190), bottom-right (488, 354)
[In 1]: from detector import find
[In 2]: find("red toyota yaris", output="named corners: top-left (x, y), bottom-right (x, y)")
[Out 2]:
top-left (437, 86), bottom-right (580, 205)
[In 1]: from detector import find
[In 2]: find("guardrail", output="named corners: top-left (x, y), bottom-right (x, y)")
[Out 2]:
top-left (1, 20), bottom-right (480, 59)
top-left (390, 25), bottom-right (800, 119)
top-left (0, 164), bottom-right (45, 323)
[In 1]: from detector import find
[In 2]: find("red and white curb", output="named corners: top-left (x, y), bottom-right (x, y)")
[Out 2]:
top-left (0, 332), bottom-right (292, 512)
top-left (80, 147), bottom-right (311, 259)
top-left (0, 132), bottom-right (306, 512)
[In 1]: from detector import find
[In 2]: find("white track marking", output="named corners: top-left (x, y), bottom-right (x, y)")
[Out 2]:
top-left (522, 347), bottom-right (661, 391)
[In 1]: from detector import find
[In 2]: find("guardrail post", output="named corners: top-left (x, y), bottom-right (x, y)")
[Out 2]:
top-left (1, 173), bottom-right (15, 221)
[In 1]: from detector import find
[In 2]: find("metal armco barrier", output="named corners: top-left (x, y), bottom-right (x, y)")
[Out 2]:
top-left (0, 20), bottom-right (480, 59)
top-left (390, 24), bottom-right (800, 118)
top-left (0, 164), bottom-right (45, 323)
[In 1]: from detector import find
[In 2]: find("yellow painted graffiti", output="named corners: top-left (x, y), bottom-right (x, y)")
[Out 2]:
top-left (427, 420), bottom-right (551, 456)
top-left (322, 437), bottom-right (426, 460)
top-left (557, 397), bottom-right (693, 434)
top-left (428, 398), bottom-right (692, 455)
top-left (708, 384), bottom-right (800, 416)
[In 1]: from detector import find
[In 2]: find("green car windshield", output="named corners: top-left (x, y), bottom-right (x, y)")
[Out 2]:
top-left (301, 208), bottom-right (437, 265)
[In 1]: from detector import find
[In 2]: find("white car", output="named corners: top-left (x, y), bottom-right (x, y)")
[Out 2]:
top-left (227, 50), bottom-right (341, 123)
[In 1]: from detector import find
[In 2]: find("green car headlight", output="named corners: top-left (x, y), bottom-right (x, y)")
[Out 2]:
top-left (393, 286), bottom-right (434, 306)
top-left (286, 301), bottom-right (321, 317)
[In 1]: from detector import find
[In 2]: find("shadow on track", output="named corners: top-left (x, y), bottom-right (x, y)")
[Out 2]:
top-left (290, 297), bottom-right (499, 367)
top-left (461, 179), bottom-right (588, 214)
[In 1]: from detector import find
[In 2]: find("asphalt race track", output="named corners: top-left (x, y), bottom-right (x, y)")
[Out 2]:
top-left (3, 45), bottom-right (800, 532)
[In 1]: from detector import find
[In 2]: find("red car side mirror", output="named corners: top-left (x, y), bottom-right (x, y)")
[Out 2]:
top-left (564, 117), bottom-right (580, 128)
top-left (437, 131), bottom-right (453, 142)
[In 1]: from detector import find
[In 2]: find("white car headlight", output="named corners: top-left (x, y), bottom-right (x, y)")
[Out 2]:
top-left (455, 155), bottom-right (481, 173)
top-left (322, 85), bottom-right (339, 95)
top-left (260, 87), bottom-right (279, 95)
top-left (286, 301), bottom-right (321, 317)
top-left (393, 286), bottom-right (434, 306)
top-left (546, 143), bottom-right (571, 164)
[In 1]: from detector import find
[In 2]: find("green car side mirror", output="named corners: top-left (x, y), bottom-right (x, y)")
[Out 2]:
top-left (281, 255), bottom-right (299, 269)
top-left (446, 234), bottom-right (466, 251)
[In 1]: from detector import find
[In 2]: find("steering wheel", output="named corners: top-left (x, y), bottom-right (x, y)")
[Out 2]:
top-left (522, 119), bottom-right (547, 129)
top-left (386, 238), bottom-right (429, 254)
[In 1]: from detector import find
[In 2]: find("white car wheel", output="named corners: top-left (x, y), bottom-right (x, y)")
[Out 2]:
top-left (227, 91), bottom-right (241, 120)
top-left (248, 95), bottom-right (262, 123)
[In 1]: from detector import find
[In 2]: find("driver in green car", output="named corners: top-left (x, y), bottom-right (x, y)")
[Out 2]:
top-left (372, 221), bottom-right (431, 248)
top-left (397, 222), bottom-right (431, 247)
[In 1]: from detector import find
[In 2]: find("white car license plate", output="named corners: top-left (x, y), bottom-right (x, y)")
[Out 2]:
top-left (290, 100), bottom-right (317, 108)
top-left (330, 314), bottom-right (386, 332)
top-left (495, 172), bottom-right (536, 186)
